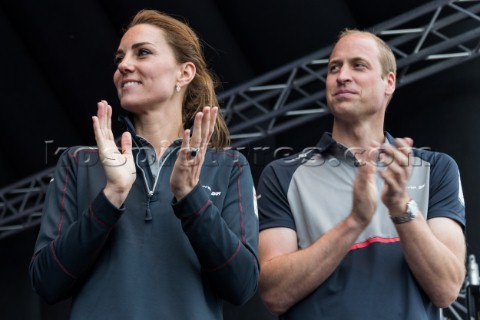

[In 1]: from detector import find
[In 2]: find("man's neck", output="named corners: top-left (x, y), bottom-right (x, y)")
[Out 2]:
top-left (331, 121), bottom-right (385, 150)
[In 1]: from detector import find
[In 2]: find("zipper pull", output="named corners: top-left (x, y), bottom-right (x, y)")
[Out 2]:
top-left (145, 191), bottom-right (153, 222)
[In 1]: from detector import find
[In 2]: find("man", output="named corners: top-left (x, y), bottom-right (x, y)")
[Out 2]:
top-left (256, 29), bottom-right (466, 319)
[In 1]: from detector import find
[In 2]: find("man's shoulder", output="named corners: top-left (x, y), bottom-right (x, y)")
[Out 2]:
top-left (412, 147), bottom-right (457, 166)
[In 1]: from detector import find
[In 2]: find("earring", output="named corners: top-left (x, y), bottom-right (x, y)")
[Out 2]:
top-left (176, 84), bottom-right (181, 92)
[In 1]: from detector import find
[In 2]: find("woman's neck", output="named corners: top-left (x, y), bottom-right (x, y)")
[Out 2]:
top-left (133, 108), bottom-right (183, 158)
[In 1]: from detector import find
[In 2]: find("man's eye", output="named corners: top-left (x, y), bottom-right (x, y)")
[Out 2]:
top-left (329, 65), bottom-right (339, 73)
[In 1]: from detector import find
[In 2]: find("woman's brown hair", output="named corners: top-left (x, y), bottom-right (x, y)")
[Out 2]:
top-left (127, 9), bottom-right (230, 148)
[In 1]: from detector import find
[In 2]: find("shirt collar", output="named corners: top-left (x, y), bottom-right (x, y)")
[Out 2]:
top-left (315, 131), bottom-right (395, 165)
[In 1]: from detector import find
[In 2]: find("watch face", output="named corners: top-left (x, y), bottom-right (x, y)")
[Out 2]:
top-left (391, 200), bottom-right (418, 224)
top-left (407, 200), bottom-right (419, 218)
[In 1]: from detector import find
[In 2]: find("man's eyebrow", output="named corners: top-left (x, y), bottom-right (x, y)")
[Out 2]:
top-left (328, 58), bottom-right (341, 65)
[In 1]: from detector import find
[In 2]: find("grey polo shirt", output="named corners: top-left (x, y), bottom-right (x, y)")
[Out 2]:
top-left (257, 132), bottom-right (465, 320)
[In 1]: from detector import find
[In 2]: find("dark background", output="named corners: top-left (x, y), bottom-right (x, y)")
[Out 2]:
top-left (1, 0), bottom-right (479, 319)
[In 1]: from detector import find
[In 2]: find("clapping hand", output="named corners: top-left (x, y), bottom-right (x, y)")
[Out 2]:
top-left (351, 147), bottom-right (379, 227)
top-left (92, 100), bottom-right (136, 208)
top-left (377, 137), bottom-right (414, 215)
top-left (170, 106), bottom-right (217, 200)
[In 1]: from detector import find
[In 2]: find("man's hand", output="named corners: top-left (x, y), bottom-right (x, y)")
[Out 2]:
top-left (378, 137), bottom-right (414, 215)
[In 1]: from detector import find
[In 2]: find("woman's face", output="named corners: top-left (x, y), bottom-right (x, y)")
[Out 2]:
top-left (113, 24), bottom-right (182, 112)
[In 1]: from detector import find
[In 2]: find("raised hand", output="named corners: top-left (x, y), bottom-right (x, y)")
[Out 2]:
top-left (377, 137), bottom-right (414, 214)
top-left (92, 100), bottom-right (136, 207)
top-left (170, 106), bottom-right (217, 200)
top-left (350, 147), bottom-right (379, 227)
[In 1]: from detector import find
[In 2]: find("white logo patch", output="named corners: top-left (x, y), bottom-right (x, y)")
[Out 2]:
top-left (203, 185), bottom-right (221, 197)
top-left (407, 184), bottom-right (425, 190)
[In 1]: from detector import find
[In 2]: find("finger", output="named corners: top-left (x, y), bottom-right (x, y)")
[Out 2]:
top-left (103, 100), bottom-right (112, 132)
top-left (97, 101), bottom-right (105, 129)
top-left (181, 129), bottom-right (191, 159)
top-left (107, 104), bottom-right (113, 139)
top-left (379, 151), bottom-right (409, 184)
top-left (363, 140), bottom-right (382, 168)
top-left (399, 137), bottom-right (414, 147)
top-left (201, 107), bottom-right (211, 147)
top-left (394, 138), bottom-right (413, 158)
top-left (92, 115), bottom-right (101, 146)
top-left (379, 160), bottom-right (404, 186)
top-left (99, 101), bottom-right (114, 142)
top-left (380, 143), bottom-right (409, 168)
top-left (121, 131), bottom-right (133, 155)
top-left (99, 101), bottom-right (110, 137)
top-left (191, 111), bottom-right (203, 148)
top-left (378, 148), bottom-right (411, 193)
top-left (93, 103), bottom-right (107, 147)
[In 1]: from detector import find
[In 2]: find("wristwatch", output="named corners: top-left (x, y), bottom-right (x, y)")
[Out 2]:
top-left (390, 199), bottom-right (419, 224)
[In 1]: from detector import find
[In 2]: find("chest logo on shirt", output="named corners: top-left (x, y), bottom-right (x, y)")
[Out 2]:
top-left (407, 184), bottom-right (425, 190)
top-left (202, 185), bottom-right (222, 197)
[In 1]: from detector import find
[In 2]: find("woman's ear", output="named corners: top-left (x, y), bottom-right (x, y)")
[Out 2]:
top-left (177, 62), bottom-right (196, 86)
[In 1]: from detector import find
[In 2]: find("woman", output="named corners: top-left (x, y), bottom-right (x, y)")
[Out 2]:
top-left (29, 9), bottom-right (259, 319)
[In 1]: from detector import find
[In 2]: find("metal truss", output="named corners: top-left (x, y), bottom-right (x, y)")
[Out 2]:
top-left (220, 0), bottom-right (480, 147)
top-left (0, 167), bottom-right (53, 240)
top-left (1, 0), bottom-right (480, 240)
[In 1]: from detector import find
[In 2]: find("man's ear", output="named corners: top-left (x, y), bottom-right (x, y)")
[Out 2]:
top-left (177, 62), bottom-right (196, 86)
top-left (385, 71), bottom-right (396, 96)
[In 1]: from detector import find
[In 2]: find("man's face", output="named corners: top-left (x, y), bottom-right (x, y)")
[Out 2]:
top-left (325, 33), bottom-right (395, 122)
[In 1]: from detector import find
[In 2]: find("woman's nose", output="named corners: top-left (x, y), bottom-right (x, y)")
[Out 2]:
top-left (117, 57), bottom-right (134, 74)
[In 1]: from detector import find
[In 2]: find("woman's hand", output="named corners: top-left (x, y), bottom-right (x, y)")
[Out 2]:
top-left (170, 106), bottom-right (218, 200)
top-left (92, 100), bottom-right (136, 208)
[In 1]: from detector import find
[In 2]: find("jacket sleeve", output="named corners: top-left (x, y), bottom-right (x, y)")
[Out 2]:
top-left (29, 148), bottom-right (123, 303)
top-left (171, 151), bottom-right (259, 305)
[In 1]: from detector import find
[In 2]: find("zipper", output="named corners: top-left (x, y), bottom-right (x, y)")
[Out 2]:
top-left (134, 144), bottom-right (180, 222)
top-left (144, 190), bottom-right (154, 221)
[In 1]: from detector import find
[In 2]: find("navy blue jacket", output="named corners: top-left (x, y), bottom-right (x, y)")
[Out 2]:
top-left (29, 119), bottom-right (259, 319)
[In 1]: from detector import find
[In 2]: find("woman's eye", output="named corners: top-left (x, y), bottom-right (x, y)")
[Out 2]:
top-left (114, 56), bottom-right (123, 66)
top-left (138, 48), bottom-right (151, 56)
